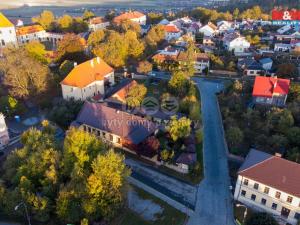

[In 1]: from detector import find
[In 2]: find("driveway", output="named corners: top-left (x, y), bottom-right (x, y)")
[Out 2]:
top-left (187, 78), bottom-right (235, 225)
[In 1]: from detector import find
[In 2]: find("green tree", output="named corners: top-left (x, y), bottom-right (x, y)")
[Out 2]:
top-left (124, 30), bottom-right (144, 58)
top-left (59, 60), bottom-right (75, 77)
top-left (287, 147), bottom-right (300, 163)
top-left (168, 71), bottom-right (189, 97)
top-left (286, 127), bottom-right (300, 146)
top-left (246, 212), bottom-right (279, 225)
top-left (288, 83), bottom-right (300, 102)
top-left (147, 12), bottom-right (163, 24)
top-left (83, 10), bottom-right (95, 20)
top-left (0, 47), bottom-right (51, 100)
top-left (56, 33), bottom-right (86, 63)
top-left (226, 126), bottom-right (244, 147)
top-left (126, 84), bottom-right (147, 107)
top-left (276, 63), bottom-right (298, 78)
top-left (233, 8), bottom-right (239, 20)
top-left (87, 29), bottom-right (105, 48)
top-left (144, 25), bottom-right (165, 53)
top-left (25, 41), bottom-right (48, 64)
top-left (137, 60), bottom-right (153, 74)
top-left (120, 20), bottom-right (141, 34)
top-left (86, 150), bottom-right (130, 219)
top-left (94, 31), bottom-right (128, 67)
top-left (32, 10), bottom-right (55, 30)
top-left (58, 15), bottom-right (73, 31)
top-left (232, 80), bottom-right (243, 93)
top-left (167, 116), bottom-right (191, 142)
top-left (277, 109), bottom-right (294, 134)
top-left (63, 127), bottom-right (105, 176)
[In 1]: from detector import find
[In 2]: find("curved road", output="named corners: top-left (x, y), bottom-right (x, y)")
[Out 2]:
top-left (187, 78), bottom-right (235, 225)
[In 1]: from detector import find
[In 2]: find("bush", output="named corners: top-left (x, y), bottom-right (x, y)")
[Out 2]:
top-left (48, 99), bottom-right (83, 129)
top-left (245, 212), bottom-right (279, 225)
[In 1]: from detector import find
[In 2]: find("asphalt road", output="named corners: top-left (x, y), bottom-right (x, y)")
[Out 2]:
top-left (187, 78), bottom-right (236, 225)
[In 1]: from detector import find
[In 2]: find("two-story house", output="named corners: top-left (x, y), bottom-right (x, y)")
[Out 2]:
top-left (113, 11), bottom-right (146, 25)
top-left (16, 24), bottom-right (47, 44)
top-left (0, 12), bottom-right (17, 47)
top-left (252, 76), bottom-right (290, 107)
top-left (234, 149), bottom-right (300, 225)
top-left (88, 17), bottom-right (110, 31)
top-left (71, 101), bottom-right (157, 151)
top-left (199, 22), bottom-right (218, 37)
top-left (60, 57), bottom-right (114, 101)
top-left (223, 32), bottom-right (250, 53)
top-left (0, 113), bottom-right (9, 149)
top-left (164, 24), bottom-right (182, 41)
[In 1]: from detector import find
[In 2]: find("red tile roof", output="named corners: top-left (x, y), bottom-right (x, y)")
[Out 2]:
top-left (113, 11), bottom-right (145, 24)
top-left (164, 24), bottom-right (180, 33)
top-left (60, 57), bottom-right (114, 88)
top-left (239, 155), bottom-right (300, 198)
top-left (111, 80), bottom-right (138, 102)
top-left (89, 17), bottom-right (107, 25)
top-left (252, 76), bottom-right (290, 98)
top-left (16, 25), bottom-right (44, 36)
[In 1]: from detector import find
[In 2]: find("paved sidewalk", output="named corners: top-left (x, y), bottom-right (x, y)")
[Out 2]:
top-left (126, 158), bottom-right (197, 208)
top-left (128, 177), bottom-right (194, 216)
top-left (187, 78), bottom-right (236, 225)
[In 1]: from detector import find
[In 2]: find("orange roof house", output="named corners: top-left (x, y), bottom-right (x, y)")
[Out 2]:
top-left (108, 80), bottom-right (138, 103)
top-left (252, 76), bottom-right (290, 106)
top-left (164, 24), bottom-right (181, 33)
top-left (61, 57), bottom-right (114, 88)
top-left (113, 11), bottom-right (146, 24)
top-left (16, 25), bottom-right (44, 36)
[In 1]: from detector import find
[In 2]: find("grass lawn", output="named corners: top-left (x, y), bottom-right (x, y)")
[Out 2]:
top-left (112, 187), bottom-right (187, 225)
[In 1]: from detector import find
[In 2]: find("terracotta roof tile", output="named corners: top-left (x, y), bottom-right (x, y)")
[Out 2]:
top-left (239, 153), bottom-right (300, 198)
top-left (61, 57), bottom-right (114, 88)
top-left (164, 24), bottom-right (180, 33)
top-left (16, 25), bottom-right (44, 36)
top-left (113, 11), bottom-right (145, 24)
top-left (252, 76), bottom-right (290, 97)
top-left (75, 102), bottom-right (156, 144)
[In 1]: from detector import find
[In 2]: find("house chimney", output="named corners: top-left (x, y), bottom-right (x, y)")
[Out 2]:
top-left (275, 153), bottom-right (282, 158)
top-left (74, 62), bottom-right (77, 67)
top-left (97, 57), bottom-right (100, 64)
top-left (90, 59), bottom-right (94, 68)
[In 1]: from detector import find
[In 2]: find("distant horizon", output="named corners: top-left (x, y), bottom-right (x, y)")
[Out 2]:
top-left (0, 0), bottom-right (166, 10)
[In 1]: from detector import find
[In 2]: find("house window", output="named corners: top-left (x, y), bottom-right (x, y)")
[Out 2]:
top-left (87, 127), bottom-right (91, 133)
top-left (70, 87), bottom-right (73, 92)
top-left (251, 194), bottom-right (256, 201)
top-left (272, 203), bottom-right (277, 210)
top-left (275, 191), bottom-right (281, 199)
top-left (253, 183), bottom-right (259, 190)
top-left (241, 190), bottom-right (246, 196)
top-left (109, 134), bottom-right (113, 141)
top-left (261, 198), bottom-right (267, 205)
top-left (287, 196), bottom-right (293, 203)
top-left (97, 130), bottom-right (100, 136)
top-left (1, 40), bottom-right (5, 46)
top-left (264, 187), bottom-right (270, 194)
top-left (243, 179), bottom-right (249, 186)
top-left (117, 137), bottom-right (121, 144)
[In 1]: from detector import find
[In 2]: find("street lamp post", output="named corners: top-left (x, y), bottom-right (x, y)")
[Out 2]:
top-left (15, 202), bottom-right (31, 225)
top-left (236, 203), bottom-right (248, 224)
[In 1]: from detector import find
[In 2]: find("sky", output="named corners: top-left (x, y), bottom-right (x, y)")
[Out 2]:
top-left (0, 0), bottom-right (143, 8)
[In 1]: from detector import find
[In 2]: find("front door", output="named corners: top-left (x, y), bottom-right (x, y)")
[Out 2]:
top-left (281, 207), bottom-right (290, 218)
